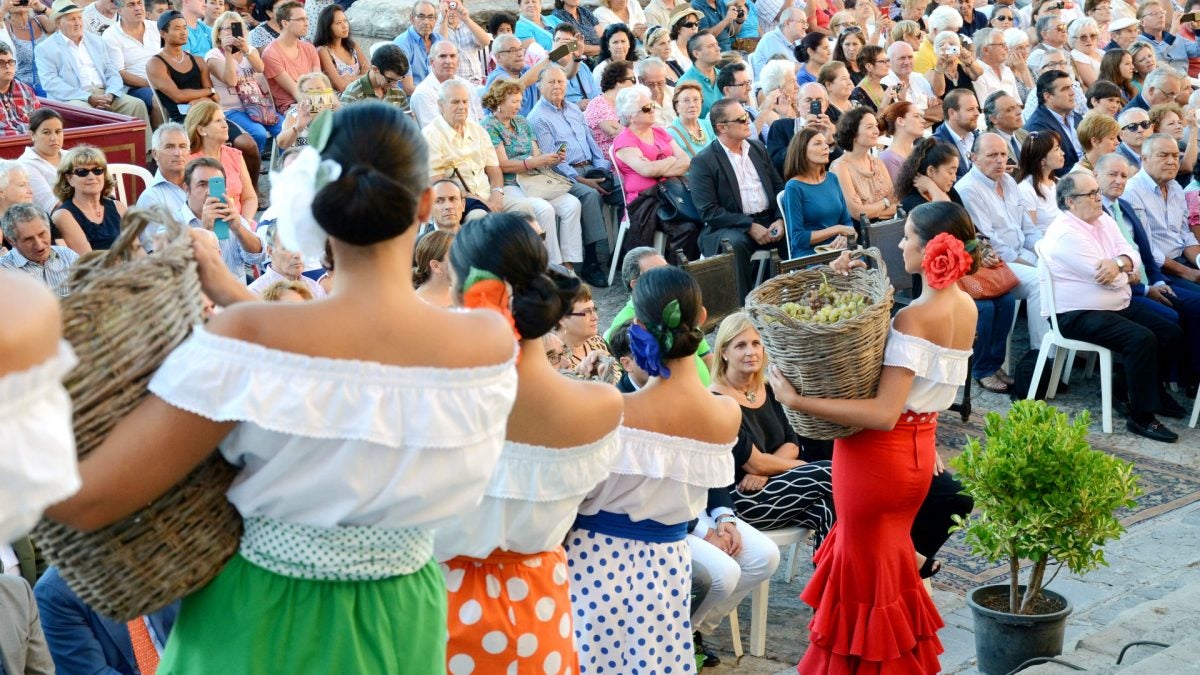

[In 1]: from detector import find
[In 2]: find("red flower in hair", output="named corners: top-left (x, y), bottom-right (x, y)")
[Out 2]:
top-left (462, 277), bottom-right (522, 344)
top-left (921, 232), bottom-right (973, 290)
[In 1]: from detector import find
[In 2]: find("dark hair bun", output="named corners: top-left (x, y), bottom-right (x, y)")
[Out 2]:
top-left (309, 103), bottom-right (428, 246)
top-left (632, 266), bottom-right (704, 361)
top-left (513, 267), bottom-right (581, 339)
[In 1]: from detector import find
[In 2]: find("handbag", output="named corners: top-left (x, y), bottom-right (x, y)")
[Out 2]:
top-left (235, 74), bottom-right (279, 126)
top-left (957, 239), bottom-right (1020, 299)
top-left (655, 176), bottom-right (702, 224)
top-left (516, 167), bottom-right (572, 201)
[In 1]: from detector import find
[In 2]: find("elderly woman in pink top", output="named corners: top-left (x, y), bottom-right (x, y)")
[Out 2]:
top-left (611, 85), bottom-right (691, 206)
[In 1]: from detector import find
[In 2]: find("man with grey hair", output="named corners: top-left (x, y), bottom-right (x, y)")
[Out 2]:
top-left (529, 63), bottom-right (615, 286)
top-left (137, 123), bottom-right (191, 218)
top-left (410, 41), bottom-right (483, 127)
top-left (1042, 170), bottom-right (1184, 442)
top-left (1021, 48), bottom-right (1083, 122)
top-left (983, 91), bottom-right (1028, 167)
top-left (484, 33), bottom-right (552, 116)
top-left (881, 40), bottom-right (935, 118)
top-left (1033, 14), bottom-right (1068, 54)
top-left (749, 6), bottom-right (805, 77)
top-left (956, 132), bottom-right (1048, 349)
top-left (603, 246), bottom-right (716, 380)
top-left (0, 205), bottom-right (79, 298)
top-left (1124, 66), bottom-right (1184, 113)
top-left (972, 27), bottom-right (1018, 104)
top-left (636, 57), bottom-right (675, 124)
top-left (392, 0), bottom-right (440, 84)
top-left (1123, 133), bottom-right (1200, 287)
top-left (914, 4), bottom-right (963, 74)
top-left (1116, 108), bottom-right (1150, 169)
top-left (0, 160), bottom-right (33, 215)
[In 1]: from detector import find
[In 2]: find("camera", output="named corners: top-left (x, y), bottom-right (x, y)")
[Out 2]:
top-left (449, 1), bottom-right (458, 9)
top-left (736, 8), bottom-right (745, 19)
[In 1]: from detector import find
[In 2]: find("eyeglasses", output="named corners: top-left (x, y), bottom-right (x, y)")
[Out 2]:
top-left (1077, 33), bottom-right (1098, 40)
top-left (0, 59), bottom-right (15, 68)
top-left (71, 167), bottom-right (106, 177)
top-left (873, 59), bottom-right (890, 65)
top-left (1068, 189), bottom-right (1101, 200)
top-left (719, 114), bottom-right (751, 125)
top-left (728, 80), bottom-right (751, 88)
top-left (1122, 121), bottom-right (1151, 131)
top-left (499, 47), bottom-right (527, 55)
top-left (569, 308), bottom-right (598, 317)
top-left (545, 346), bottom-right (571, 363)
top-left (414, 13), bottom-right (437, 20)
top-left (993, 15), bottom-right (1014, 21)
top-left (620, 77), bottom-right (636, 83)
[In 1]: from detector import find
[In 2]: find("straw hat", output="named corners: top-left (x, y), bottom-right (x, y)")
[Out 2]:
top-left (668, 5), bottom-right (703, 29)
top-left (49, 0), bottom-right (83, 21)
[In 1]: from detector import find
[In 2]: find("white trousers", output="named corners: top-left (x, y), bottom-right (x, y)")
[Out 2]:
top-left (686, 515), bottom-right (780, 635)
top-left (1008, 259), bottom-right (1049, 350)
top-left (503, 185), bottom-right (584, 265)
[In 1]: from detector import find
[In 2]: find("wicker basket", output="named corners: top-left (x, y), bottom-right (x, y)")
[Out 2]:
top-left (744, 247), bottom-right (895, 440)
top-left (34, 207), bottom-right (242, 621)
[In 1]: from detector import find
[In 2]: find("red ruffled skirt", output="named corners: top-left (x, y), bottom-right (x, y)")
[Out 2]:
top-left (798, 412), bottom-right (944, 675)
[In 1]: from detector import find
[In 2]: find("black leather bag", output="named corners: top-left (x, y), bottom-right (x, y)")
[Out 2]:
top-left (655, 176), bottom-right (702, 224)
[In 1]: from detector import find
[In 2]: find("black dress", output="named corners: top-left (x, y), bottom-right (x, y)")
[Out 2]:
top-left (54, 198), bottom-right (122, 250)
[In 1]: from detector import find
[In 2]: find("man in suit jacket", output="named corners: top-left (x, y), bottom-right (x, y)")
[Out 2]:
top-left (35, 566), bottom-right (179, 675)
top-left (0, 574), bottom-right (54, 675)
top-left (36, 0), bottom-right (151, 137)
top-left (932, 88), bottom-right (981, 179)
top-left (1024, 69), bottom-right (1084, 178)
top-left (691, 98), bottom-right (788, 302)
top-left (984, 91), bottom-right (1028, 167)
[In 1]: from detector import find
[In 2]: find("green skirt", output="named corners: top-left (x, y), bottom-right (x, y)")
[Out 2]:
top-left (159, 553), bottom-right (447, 674)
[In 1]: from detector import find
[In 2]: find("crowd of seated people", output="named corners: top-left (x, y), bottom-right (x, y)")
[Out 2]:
top-left (8, 1), bottom-right (1200, 668)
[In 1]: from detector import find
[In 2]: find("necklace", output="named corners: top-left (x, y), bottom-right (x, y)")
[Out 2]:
top-left (165, 48), bottom-right (186, 65)
top-left (743, 387), bottom-right (758, 403)
top-left (685, 122), bottom-right (705, 143)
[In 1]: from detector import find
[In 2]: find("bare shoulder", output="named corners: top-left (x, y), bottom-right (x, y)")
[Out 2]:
top-left (0, 272), bottom-right (61, 372)
top-left (894, 292), bottom-right (977, 349)
top-left (565, 378), bottom-right (625, 430)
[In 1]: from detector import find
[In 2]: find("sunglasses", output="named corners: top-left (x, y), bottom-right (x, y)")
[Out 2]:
top-left (720, 114), bottom-right (751, 125)
top-left (639, 103), bottom-right (660, 113)
top-left (680, 20), bottom-right (698, 28)
top-left (71, 167), bottom-right (106, 177)
top-left (1122, 121), bottom-right (1151, 131)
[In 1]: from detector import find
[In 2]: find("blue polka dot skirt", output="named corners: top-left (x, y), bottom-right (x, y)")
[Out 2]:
top-left (564, 528), bottom-right (695, 674)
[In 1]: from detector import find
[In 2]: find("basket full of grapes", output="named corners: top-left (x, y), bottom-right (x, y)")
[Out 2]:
top-left (745, 247), bottom-right (894, 439)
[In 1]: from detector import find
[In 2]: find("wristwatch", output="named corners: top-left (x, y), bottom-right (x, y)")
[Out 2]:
top-left (1115, 257), bottom-right (1127, 271)
top-left (882, 197), bottom-right (891, 208)
top-left (715, 514), bottom-right (737, 525)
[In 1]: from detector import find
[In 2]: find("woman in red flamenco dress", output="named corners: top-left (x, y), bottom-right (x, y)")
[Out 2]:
top-left (769, 201), bottom-right (981, 675)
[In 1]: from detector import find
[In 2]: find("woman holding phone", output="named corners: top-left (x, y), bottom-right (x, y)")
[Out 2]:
top-left (277, 72), bottom-right (340, 150)
top-left (207, 11), bottom-right (282, 156)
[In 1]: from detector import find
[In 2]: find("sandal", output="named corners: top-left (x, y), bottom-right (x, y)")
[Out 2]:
top-left (976, 375), bottom-right (1009, 393)
top-left (994, 369), bottom-right (1016, 386)
top-left (919, 558), bottom-right (942, 579)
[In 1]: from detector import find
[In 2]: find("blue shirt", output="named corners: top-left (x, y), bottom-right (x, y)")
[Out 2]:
top-left (527, 97), bottom-right (611, 180)
top-left (1123, 169), bottom-right (1195, 266)
top-left (186, 20), bottom-right (212, 56)
top-left (693, 0), bottom-right (731, 50)
top-left (737, 0), bottom-right (760, 39)
top-left (394, 26), bottom-right (442, 85)
top-left (781, 175), bottom-right (853, 258)
top-left (486, 66), bottom-right (539, 116)
top-left (516, 16), bottom-right (554, 51)
top-left (749, 27), bottom-right (797, 77)
top-left (677, 64), bottom-right (722, 118)
top-left (565, 62), bottom-right (599, 106)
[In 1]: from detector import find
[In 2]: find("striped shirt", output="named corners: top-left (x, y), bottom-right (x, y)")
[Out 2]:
top-left (0, 246), bottom-right (79, 297)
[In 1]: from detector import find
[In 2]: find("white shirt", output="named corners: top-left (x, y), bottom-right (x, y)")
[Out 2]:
top-left (881, 72), bottom-right (934, 114)
top-left (882, 327), bottom-right (971, 413)
top-left (19, 147), bottom-right (59, 214)
top-left (1017, 176), bottom-right (1062, 233)
top-left (973, 62), bottom-right (1019, 104)
top-left (67, 37), bottom-right (105, 89)
top-left (720, 139), bottom-right (769, 215)
top-left (577, 426), bottom-right (734, 525)
top-left (1041, 209), bottom-right (1137, 315)
top-left (434, 431), bottom-right (620, 559)
top-left (102, 19), bottom-right (161, 80)
top-left (148, 327), bottom-right (518, 529)
top-left (409, 73), bottom-right (483, 128)
top-left (83, 3), bottom-right (116, 34)
top-left (955, 166), bottom-right (1042, 263)
top-left (594, 3), bottom-right (647, 30)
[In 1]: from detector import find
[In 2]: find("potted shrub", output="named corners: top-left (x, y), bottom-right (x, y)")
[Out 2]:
top-left (951, 400), bottom-right (1141, 675)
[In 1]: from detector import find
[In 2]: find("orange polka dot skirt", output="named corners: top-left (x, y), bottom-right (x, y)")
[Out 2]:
top-left (443, 547), bottom-right (579, 675)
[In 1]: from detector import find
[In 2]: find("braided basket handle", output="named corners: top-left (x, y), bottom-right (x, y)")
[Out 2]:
top-left (846, 245), bottom-right (888, 281)
top-left (66, 206), bottom-right (192, 291)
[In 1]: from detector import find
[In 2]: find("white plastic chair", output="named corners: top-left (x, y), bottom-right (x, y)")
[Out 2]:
top-left (108, 163), bottom-right (154, 206)
top-left (1190, 392), bottom-right (1199, 428)
top-left (607, 145), bottom-right (665, 285)
top-left (727, 526), bottom-right (813, 658)
top-left (1028, 242), bottom-right (1113, 433)
top-left (776, 191), bottom-right (793, 260)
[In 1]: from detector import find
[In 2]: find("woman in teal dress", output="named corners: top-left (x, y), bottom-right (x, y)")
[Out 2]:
top-left (668, 81), bottom-right (716, 157)
top-left (47, 103), bottom-right (520, 673)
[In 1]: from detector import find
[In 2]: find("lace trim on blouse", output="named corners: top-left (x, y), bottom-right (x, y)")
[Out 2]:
top-left (611, 426), bottom-right (735, 489)
top-left (486, 429), bottom-right (622, 503)
top-left (148, 326), bottom-right (518, 449)
top-left (882, 327), bottom-right (971, 386)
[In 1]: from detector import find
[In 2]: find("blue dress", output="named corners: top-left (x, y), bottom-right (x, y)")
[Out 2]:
top-left (781, 174), bottom-right (853, 259)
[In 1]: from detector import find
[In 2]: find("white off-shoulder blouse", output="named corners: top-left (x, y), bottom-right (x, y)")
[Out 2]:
top-left (575, 426), bottom-right (735, 526)
top-left (148, 326), bottom-right (519, 530)
top-left (0, 342), bottom-right (81, 543)
top-left (882, 326), bottom-right (972, 413)
top-left (434, 430), bottom-right (621, 560)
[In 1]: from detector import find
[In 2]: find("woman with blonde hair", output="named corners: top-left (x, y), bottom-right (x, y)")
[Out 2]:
top-left (261, 280), bottom-right (315, 302)
top-left (50, 146), bottom-right (126, 254)
top-left (185, 100), bottom-right (259, 222)
top-left (1071, 110), bottom-right (1121, 174)
top-left (412, 229), bottom-right (454, 308)
top-left (1068, 17), bottom-right (1103, 87)
top-left (1149, 102), bottom-right (1198, 185)
top-left (207, 10), bottom-right (282, 156)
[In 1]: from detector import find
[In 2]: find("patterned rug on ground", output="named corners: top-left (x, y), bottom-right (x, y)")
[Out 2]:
top-left (931, 410), bottom-right (1200, 595)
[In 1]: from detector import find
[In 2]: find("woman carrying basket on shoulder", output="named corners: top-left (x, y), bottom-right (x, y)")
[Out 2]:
top-left (769, 201), bottom-right (981, 675)
top-left (47, 102), bottom-right (520, 673)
